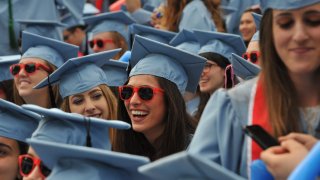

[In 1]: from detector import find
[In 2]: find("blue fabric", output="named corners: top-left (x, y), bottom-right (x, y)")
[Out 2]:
top-left (186, 96), bottom-right (200, 116)
top-left (130, 24), bottom-right (176, 44)
top-left (179, 0), bottom-right (217, 32)
top-left (230, 53), bottom-right (260, 80)
top-left (0, 55), bottom-right (20, 81)
top-left (169, 29), bottom-right (200, 54)
top-left (260, 0), bottom-right (320, 12)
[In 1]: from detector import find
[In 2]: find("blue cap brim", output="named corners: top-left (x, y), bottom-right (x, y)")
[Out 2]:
top-left (230, 53), bottom-right (260, 80)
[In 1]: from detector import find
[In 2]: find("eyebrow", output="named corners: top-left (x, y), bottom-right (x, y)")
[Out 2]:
top-left (89, 89), bottom-right (102, 95)
top-left (274, 12), bottom-right (292, 19)
top-left (303, 10), bottom-right (320, 16)
top-left (0, 143), bottom-right (13, 150)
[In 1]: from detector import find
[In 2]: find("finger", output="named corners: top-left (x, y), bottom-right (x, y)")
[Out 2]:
top-left (280, 139), bottom-right (305, 151)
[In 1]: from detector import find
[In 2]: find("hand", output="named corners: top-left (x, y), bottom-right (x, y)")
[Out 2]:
top-left (260, 139), bottom-right (308, 180)
top-left (279, 133), bottom-right (318, 151)
top-left (125, 0), bottom-right (141, 13)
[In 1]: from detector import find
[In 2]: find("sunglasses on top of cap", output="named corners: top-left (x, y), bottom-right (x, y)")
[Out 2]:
top-left (118, 85), bottom-right (165, 101)
top-left (19, 154), bottom-right (51, 178)
top-left (10, 62), bottom-right (52, 76)
top-left (89, 39), bottom-right (114, 49)
top-left (242, 51), bottom-right (260, 64)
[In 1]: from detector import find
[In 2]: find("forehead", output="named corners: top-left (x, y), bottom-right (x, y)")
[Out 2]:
top-left (69, 86), bottom-right (103, 97)
top-left (241, 12), bottom-right (254, 20)
top-left (128, 75), bottom-right (160, 87)
top-left (0, 136), bottom-right (18, 150)
top-left (273, 3), bottom-right (320, 16)
top-left (20, 57), bottom-right (47, 64)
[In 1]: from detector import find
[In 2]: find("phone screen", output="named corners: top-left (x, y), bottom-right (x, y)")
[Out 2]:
top-left (243, 125), bottom-right (280, 150)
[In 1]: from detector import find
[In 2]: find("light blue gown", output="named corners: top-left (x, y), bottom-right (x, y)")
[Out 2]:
top-left (179, 0), bottom-right (217, 32)
top-left (188, 77), bottom-right (320, 178)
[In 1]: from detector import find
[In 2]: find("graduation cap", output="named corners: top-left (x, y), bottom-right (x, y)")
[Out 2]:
top-left (230, 53), bottom-right (260, 80)
top-left (16, 20), bottom-right (65, 41)
top-left (139, 151), bottom-right (246, 180)
top-left (129, 24), bottom-right (177, 44)
top-left (260, 0), bottom-right (320, 12)
top-left (28, 139), bottom-right (150, 179)
top-left (101, 59), bottom-right (128, 87)
top-left (21, 32), bottom-right (78, 68)
top-left (0, 55), bottom-right (21, 81)
top-left (130, 35), bottom-right (206, 93)
top-left (83, 3), bottom-right (100, 16)
top-left (194, 30), bottom-right (246, 60)
top-left (84, 11), bottom-right (136, 44)
top-left (118, 50), bottom-right (131, 63)
top-left (22, 104), bottom-right (130, 150)
top-left (0, 99), bottom-right (41, 143)
top-left (251, 13), bottom-right (262, 30)
top-left (59, 0), bottom-right (86, 29)
top-left (251, 31), bottom-right (260, 42)
top-left (169, 29), bottom-right (200, 54)
top-left (34, 49), bottom-right (121, 98)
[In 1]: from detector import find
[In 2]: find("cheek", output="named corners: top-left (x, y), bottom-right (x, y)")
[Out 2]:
top-left (0, 157), bottom-right (19, 178)
top-left (69, 103), bottom-right (82, 114)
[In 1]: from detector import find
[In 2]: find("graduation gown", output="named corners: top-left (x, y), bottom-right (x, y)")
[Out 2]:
top-left (188, 77), bottom-right (320, 178)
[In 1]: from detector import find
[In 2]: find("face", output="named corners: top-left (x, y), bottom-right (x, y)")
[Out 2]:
top-left (14, 58), bottom-right (51, 100)
top-left (0, 137), bottom-right (20, 180)
top-left (91, 32), bottom-right (119, 53)
top-left (199, 61), bottom-right (225, 94)
top-left (22, 148), bottom-right (47, 180)
top-left (273, 3), bottom-right (320, 76)
top-left (63, 28), bottom-right (83, 46)
top-left (69, 86), bottom-right (110, 119)
top-left (124, 75), bottom-right (166, 142)
top-left (239, 12), bottom-right (257, 42)
top-left (246, 41), bottom-right (261, 66)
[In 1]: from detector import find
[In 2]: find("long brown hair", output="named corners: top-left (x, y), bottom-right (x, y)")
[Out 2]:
top-left (13, 62), bottom-right (61, 107)
top-left (112, 76), bottom-right (196, 161)
top-left (109, 32), bottom-right (128, 60)
top-left (164, 0), bottom-right (225, 32)
top-left (260, 10), bottom-right (301, 137)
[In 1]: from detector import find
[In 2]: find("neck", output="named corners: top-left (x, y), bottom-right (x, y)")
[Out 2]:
top-left (144, 124), bottom-right (165, 148)
top-left (23, 91), bottom-right (50, 108)
top-left (290, 73), bottom-right (320, 107)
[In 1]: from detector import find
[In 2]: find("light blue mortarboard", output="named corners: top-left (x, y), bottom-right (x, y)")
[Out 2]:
top-left (129, 24), bottom-right (177, 44)
top-left (34, 49), bottom-right (121, 98)
top-left (101, 59), bottom-right (128, 86)
top-left (251, 31), bottom-right (260, 42)
top-left (83, 3), bottom-right (100, 16)
top-left (169, 29), bottom-right (200, 54)
top-left (21, 32), bottom-right (78, 68)
top-left (230, 53), bottom-right (260, 80)
top-left (83, 11), bottom-right (136, 44)
top-left (260, 0), bottom-right (320, 12)
top-left (22, 104), bottom-right (130, 151)
top-left (0, 99), bottom-right (41, 143)
top-left (28, 139), bottom-right (150, 179)
top-left (130, 35), bottom-right (206, 93)
top-left (0, 55), bottom-right (21, 81)
top-left (16, 20), bottom-right (65, 41)
top-left (118, 50), bottom-right (131, 63)
top-left (195, 30), bottom-right (246, 60)
top-left (59, 0), bottom-right (86, 29)
top-left (139, 151), bottom-right (246, 180)
top-left (252, 13), bottom-right (262, 30)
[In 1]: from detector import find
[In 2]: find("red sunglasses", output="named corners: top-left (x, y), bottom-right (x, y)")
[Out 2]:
top-left (89, 39), bottom-right (114, 49)
top-left (18, 154), bottom-right (51, 178)
top-left (118, 85), bottom-right (164, 101)
top-left (10, 62), bottom-right (52, 76)
top-left (242, 51), bottom-right (260, 64)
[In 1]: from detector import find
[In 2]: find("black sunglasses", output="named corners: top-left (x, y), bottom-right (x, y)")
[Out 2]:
top-left (89, 39), bottom-right (114, 49)
top-left (118, 85), bottom-right (164, 101)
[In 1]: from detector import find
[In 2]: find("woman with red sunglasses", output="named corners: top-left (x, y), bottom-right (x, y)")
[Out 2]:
top-left (0, 99), bottom-right (41, 180)
top-left (84, 11), bottom-right (135, 60)
top-left (113, 36), bottom-right (206, 161)
top-left (189, 1), bottom-right (320, 178)
top-left (12, 32), bottom-right (78, 108)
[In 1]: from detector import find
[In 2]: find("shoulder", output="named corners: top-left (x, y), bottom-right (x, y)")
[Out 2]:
top-left (183, 0), bottom-right (207, 12)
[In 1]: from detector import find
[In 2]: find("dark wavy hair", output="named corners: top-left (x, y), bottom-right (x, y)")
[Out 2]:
top-left (112, 76), bottom-right (196, 161)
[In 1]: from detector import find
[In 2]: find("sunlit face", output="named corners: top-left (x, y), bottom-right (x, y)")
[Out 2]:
top-left (69, 86), bottom-right (110, 119)
top-left (22, 148), bottom-right (45, 180)
top-left (199, 61), bottom-right (225, 94)
top-left (240, 12), bottom-right (257, 42)
top-left (124, 75), bottom-right (166, 142)
top-left (0, 137), bottom-right (20, 180)
top-left (14, 58), bottom-right (50, 100)
top-left (273, 3), bottom-right (320, 76)
top-left (91, 32), bottom-right (119, 53)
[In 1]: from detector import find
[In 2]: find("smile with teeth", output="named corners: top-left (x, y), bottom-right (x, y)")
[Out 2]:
top-left (132, 110), bottom-right (148, 116)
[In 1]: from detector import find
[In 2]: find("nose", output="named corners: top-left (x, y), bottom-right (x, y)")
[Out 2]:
top-left (292, 21), bottom-right (308, 44)
top-left (84, 99), bottom-right (96, 113)
top-left (128, 90), bottom-right (142, 107)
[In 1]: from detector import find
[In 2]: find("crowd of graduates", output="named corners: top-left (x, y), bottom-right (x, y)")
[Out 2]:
top-left (0, 0), bottom-right (319, 179)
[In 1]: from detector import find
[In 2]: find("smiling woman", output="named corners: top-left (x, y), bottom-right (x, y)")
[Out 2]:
top-left (113, 35), bottom-right (206, 161)
top-left (12, 32), bottom-right (78, 108)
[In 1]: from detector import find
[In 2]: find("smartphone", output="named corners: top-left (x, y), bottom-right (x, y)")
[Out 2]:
top-left (243, 125), bottom-right (280, 150)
